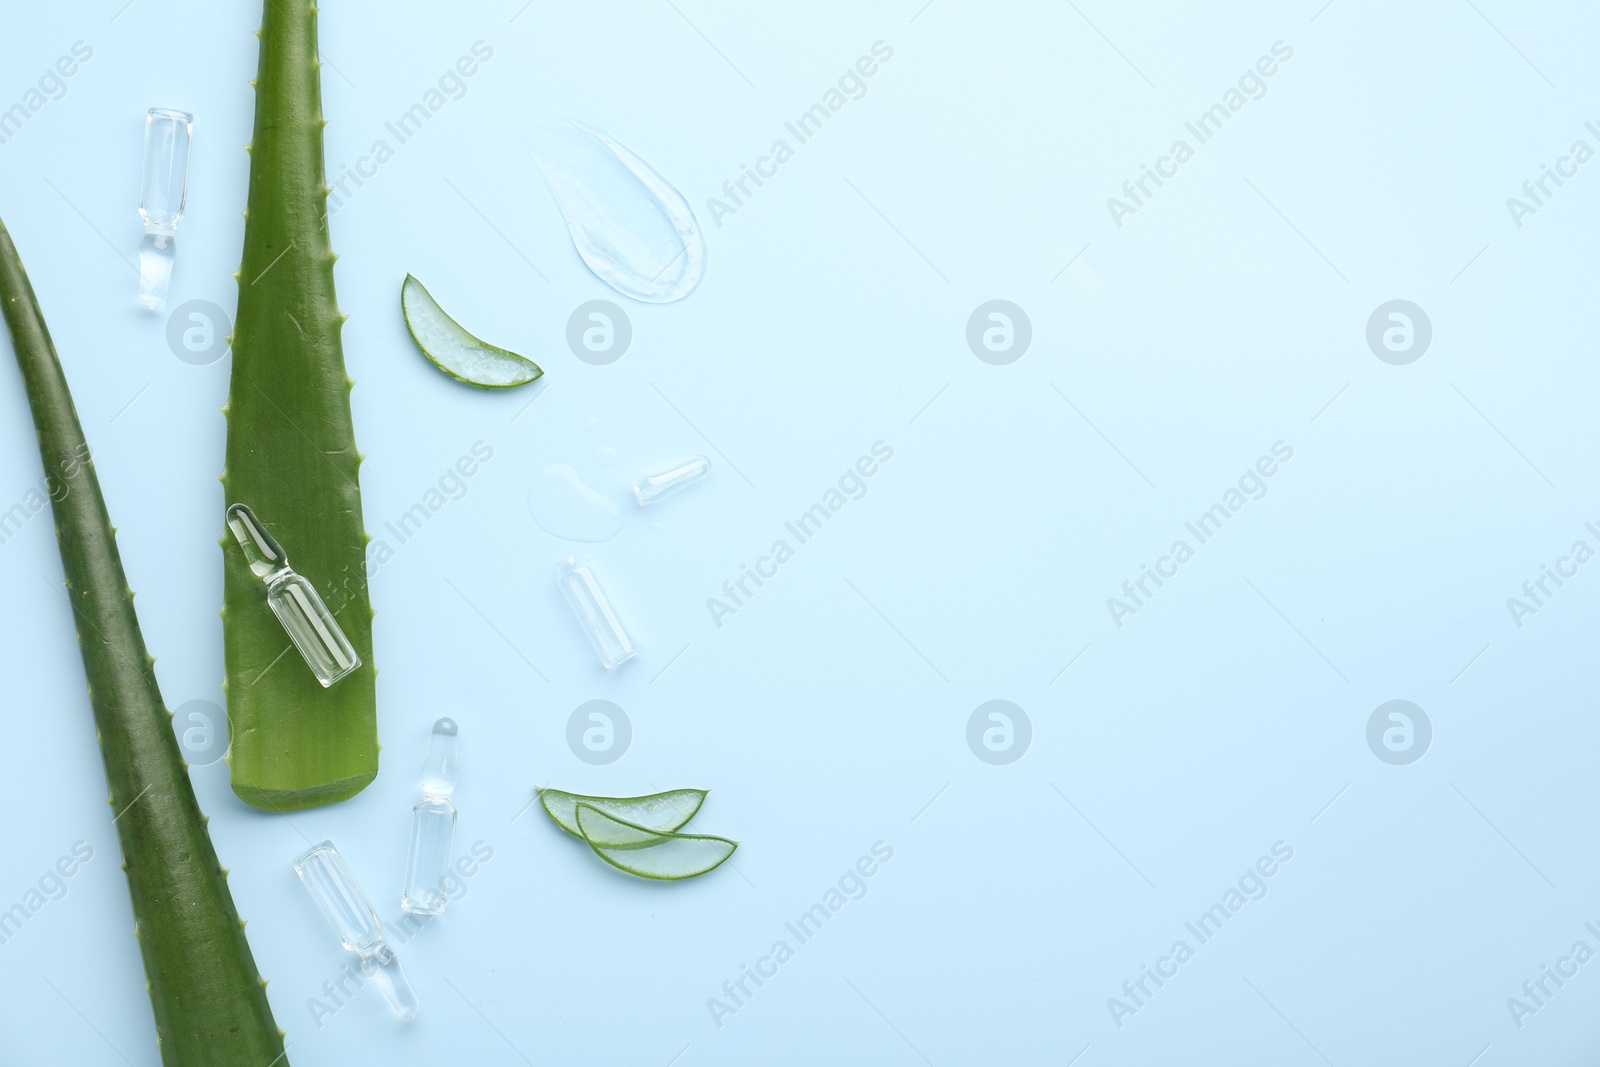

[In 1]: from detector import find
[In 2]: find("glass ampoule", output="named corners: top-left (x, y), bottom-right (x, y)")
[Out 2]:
top-left (401, 717), bottom-right (459, 916)
top-left (138, 108), bottom-right (193, 311)
top-left (557, 556), bottom-right (637, 670)
top-left (294, 841), bottom-right (420, 1021)
top-left (226, 503), bottom-right (360, 687)
top-left (633, 455), bottom-right (710, 506)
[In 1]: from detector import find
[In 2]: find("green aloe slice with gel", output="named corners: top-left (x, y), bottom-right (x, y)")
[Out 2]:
top-left (402, 274), bottom-right (543, 388)
top-left (539, 787), bottom-right (706, 841)
top-left (575, 805), bottom-right (738, 880)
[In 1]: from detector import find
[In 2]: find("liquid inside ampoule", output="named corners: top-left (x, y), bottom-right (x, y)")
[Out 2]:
top-left (137, 108), bottom-right (192, 311)
top-left (402, 718), bottom-right (459, 917)
top-left (225, 502), bottom-right (361, 687)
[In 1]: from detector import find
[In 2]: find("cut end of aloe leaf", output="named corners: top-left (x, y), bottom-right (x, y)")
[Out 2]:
top-left (539, 787), bottom-right (706, 839)
top-left (574, 804), bottom-right (737, 880)
top-left (233, 767), bottom-right (380, 812)
top-left (401, 274), bottom-right (543, 388)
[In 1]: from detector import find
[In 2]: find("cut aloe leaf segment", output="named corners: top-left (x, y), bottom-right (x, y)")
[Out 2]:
top-left (575, 804), bottom-right (738, 880)
top-left (539, 787), bottom-right (706, 841)
top-left (401, 274), bottom-right (543, 388)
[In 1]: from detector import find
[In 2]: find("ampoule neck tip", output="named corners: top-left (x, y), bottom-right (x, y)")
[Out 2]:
top-left (602, 648), bottom-right (638, 670)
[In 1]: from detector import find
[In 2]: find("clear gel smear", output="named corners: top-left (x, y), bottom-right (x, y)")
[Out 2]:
top-left (530, 110), bottom-right (705, 303)
top-left (527, 464), bottom-right (624, 543)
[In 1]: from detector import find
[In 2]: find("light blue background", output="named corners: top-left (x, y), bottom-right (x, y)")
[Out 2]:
top-left (2, 0), bottom-right (1598, 1064)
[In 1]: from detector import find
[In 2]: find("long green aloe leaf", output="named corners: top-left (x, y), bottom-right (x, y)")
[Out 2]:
top-left (0, 218), bottom-right (287, 1064)
top-left (225, 0), bottom-right (378, 809)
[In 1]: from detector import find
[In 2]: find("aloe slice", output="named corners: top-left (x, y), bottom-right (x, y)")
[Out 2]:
top-left (401, 274), bottom-right (543, 388)
top-left (575, 805), bottom-right (737, 880)
top-left (539, 787), bottom-right (706, 841)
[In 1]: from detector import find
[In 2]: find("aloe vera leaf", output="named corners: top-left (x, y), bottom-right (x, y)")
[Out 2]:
top-left (224, 0), bottom-right (378, 809)
top-left (539, 787), bottom-right (707, 839)
top-left (402, 275), bottom-right (543, 387)
top-left (574, 805), bottom-right (738, 879)
top-left (0, 218), bottom-right (288, 1065)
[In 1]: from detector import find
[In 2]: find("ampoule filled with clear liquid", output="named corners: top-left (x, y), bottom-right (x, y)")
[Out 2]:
top-left (401, 717), bottom-right (459, 916)
top-left (225, 502), bottom-right (361, 687)
top-left (138, 108), bottom-right (192, 311)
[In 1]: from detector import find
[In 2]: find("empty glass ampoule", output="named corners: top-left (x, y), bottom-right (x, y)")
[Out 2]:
top-left (633, 454), bottom-right (710, 507)
top-left (225, 503), bottom-right (361, 687)
top-left (294, 841), bottom-right (419, 1020)
top-left (401, 717), bottom-right (459, 916)
top-left (137, 108), bottom-right (193, 311)
top-left (557, 555), bottom-right (637, 670)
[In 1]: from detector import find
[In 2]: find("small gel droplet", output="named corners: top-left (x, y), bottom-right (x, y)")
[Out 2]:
top-left (528, 465), bottom-right (624, 543)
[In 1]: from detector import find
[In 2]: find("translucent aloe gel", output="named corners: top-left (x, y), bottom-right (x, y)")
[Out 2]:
top-left (530, 109), bottom-right (705, 303)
